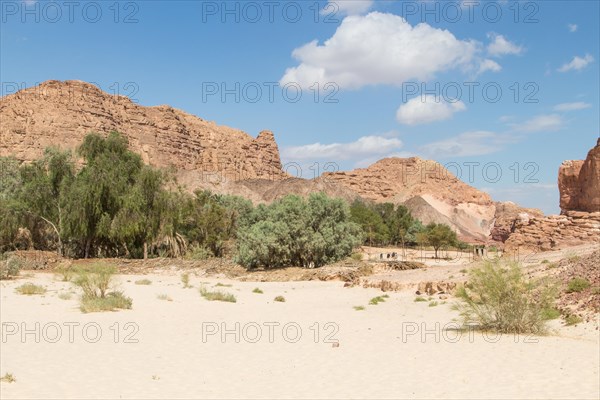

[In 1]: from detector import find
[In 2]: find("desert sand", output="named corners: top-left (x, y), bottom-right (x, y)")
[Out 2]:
top-left (1, 268), bottom-right (599, 400)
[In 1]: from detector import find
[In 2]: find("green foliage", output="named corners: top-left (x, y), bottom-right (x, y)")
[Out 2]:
top-left (353, 305), bottom-right (365, 311)
top-left (540, 308), bottom-right (561, 320)
top-left (237, 193), bottom-right (362, 269)
top-left (15, 283), bottom-right (47, 295)
top-left (428, 301), bottom-right (439, 307)
top-left (181, 273), bottom-right (191, 288)
top-left (274, 295), bottom-right (286, 302)
top-left (80, 291), bottom-right (133, 313)
top-left (566, 277), bottom-right (591, 293)
top-left (414, 296), bottom-right (427, 302)
top-left (0, 256), bottom-right (21, 280)
top-left (453, 260), bottom-right (558, 334)
top-left (564, 314), bottom-right (583, 326)
top-left (252, 287), bottom-right (263, 294)
top-left (73, 263), bottom-right (117, 298)
top-left (417, 223), bottom-right (458, 259)
top-left (199, 286), bottom-right (237, 302)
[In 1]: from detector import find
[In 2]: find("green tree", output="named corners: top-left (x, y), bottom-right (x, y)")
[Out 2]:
top-left (417, 223), bottom-right (458, 259)
top-left (349, 200), bottom-right (389, 246)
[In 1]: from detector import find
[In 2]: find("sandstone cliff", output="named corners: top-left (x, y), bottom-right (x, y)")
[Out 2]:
top-left (0, 80), bottom-right (286, 188)
top-left (322, 157), bottom-right (496, 242)
top-left (559, 138), bottom-right (600, 213)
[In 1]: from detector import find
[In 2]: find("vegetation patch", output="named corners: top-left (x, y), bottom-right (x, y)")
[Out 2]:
top-left (369, 294), bottom-right (389, 305)
top-left (181, 273), bottom-right (191, 288)
top-left (252, 287), bottom-right (263, 294)
top-left (73, 263), bottom-right (132, 313)
top-left (274, 295), bottom-right (286, 302)
top-left (564, 314), bottom-right (583, 326)
top-left (0, 257), bottom-right (21, 280)
top-left (58, 292), bottom-right (72, 300)
top-left (0, 373), bottom-right (16, 383)
top-left (453, 260), bottom-right (557, 334)
top-left (16, 283), bottom-right (46, 295)
top-left (199, 286), bottom-right (236, 303)
top-left (566, 277), bottom-right (591, 293)
top-left (414, 296), bottom-right (427, 302)
top-left (353, 305), bottom-right (365, 311)
top-left (157, 294), bottom-right (173, 302)
top-left (135, 279), bottom-right (152, 285)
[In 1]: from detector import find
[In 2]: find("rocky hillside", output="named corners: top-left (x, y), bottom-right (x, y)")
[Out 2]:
top-left (323, 157), bottom-right (496, 242)
top-left (0, 80), bottom-right (287, 189)
top-left (559, 138), bottom-right (600, 213)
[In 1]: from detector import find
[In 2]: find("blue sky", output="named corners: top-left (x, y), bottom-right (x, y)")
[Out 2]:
top-left (1, 0), bottom-right (599, 214)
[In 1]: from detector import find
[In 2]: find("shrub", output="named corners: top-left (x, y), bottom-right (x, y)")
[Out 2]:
top-left (135, 279), bottom-right (152, 285)
top-left (274, 295), bottom-right (286, 302)
top-left (414, 296), bottom-right (427, 302)
top-left (252, 287), bottom-right (263, 294)
top-left (58, 292), bottom-right (73, 300)
top-left (73, 263), bottom-right (132, 313)
top-left (564, 314), bottom-right (583, 326)
top-left (16, 283), bottom-right (46, 295)
top-left (185, 245), bottom-right (212, 260)
top-left (566, 277), bottom-right (590, 293)
top-left (55, 262), bottom-right (73, 282)
top-left (157, 294), bottom-right (173, 301)
top-left (369, 294), bottom-right (389, 305)
top-left (199, 286), bottom-right (236, 303)
top-left (181, 273), bottom-right (191, 288)
top-left (540, 307), bottom-right (561, 320)
top-left (1, 373), bottom-right (16, 383)
top-left (80, 291), bottom-right (133, 313)
top-left (215, 283), bottom-right (232, 287)
top-left (353, 305), bottom-right (365, 311)
top-left (0, 257), bottom-right (21, 280)
top-left (453, 260), bottom-right (557, 334)
top-left (350, 252), bottom-right (363, 261)
top-left (429, 301), bottom-right (439, 307)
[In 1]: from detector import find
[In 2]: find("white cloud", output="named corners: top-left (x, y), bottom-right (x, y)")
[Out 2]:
top-left (418, 131), bottom-right (508, 158)
top-left (396, 95), bottom-right (466, 125)
top-left (478, 59), bottom-right (502, 74)
top-left (280, 12), bottom-right (480, 89)
top-left (558, 54), bottom-right (594, 72)
top-left (568, 24), bottom-right (578, 32)
top-left (325, 0), bottom-right (374, 15)
top-left (487, 33), bottom-right (524, 56)
top-left (512, 114), bottom-right (564, 133)
top-left (282, 136), bottom-right (403, 165)
top-left (553, 102), bottom-right (592, 112)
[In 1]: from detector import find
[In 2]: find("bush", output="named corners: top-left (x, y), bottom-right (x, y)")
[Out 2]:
top-left (73, 263), bottom-right (132, 313)
top-left (199, 286), bottom-right (236, 303)
top-left (55, 262), bottom-right (73, 282)
top-left (414, 296), bottom-right (427, 302)
top-left (274, 296), bottom-right (286, 302)
top-left (252, 287), bottom-right (263, 294)
top-left (157, 294), bottom-right (173, 301)
top-left (1, 373), bottom-right (16, 383)
top-left (16, 283), bottom-right (46, 295)
top-left (80, 291), bottom-right (133, 313)
top-left (353, 305), bottom-right (365, 311)
top-left (540, 307), bottom-right (561, 320)
top-left (350, 252), bottom-right (363, 261)
top-left (453, 260), bottom-right (557, 334)
top-left (135, 279), bottom-right (152, 285)
top-left (0, 257), bottom-right (21, 280)
top-left (184, 245), bottom-right (212, 260)
top-left (564, 314), bottom-right (583, 326)
top-left (566, 277), bottom-right (590, 293)
top-left (181, 273), bottom-right (191, 288)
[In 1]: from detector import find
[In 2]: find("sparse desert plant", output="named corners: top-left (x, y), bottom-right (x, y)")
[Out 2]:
top-left (541, 259), bottom-right (549, 264)
top-left (414, 296), bottom-right (427, 302)
top-left (252, 287), bottom-right (263, 294)
top-left (80, 291), bottom-right (133, 313)
top-left (73, 264), bottom-right (132, 313)
top-left (565, 251), bottom-right (581, 263)
top-left (540, 307), bottom-right (561, 320)
top-left (591, 287), bottom-right (600, 295)
top-left (15, 283), bottom-right (46, 295)
top-left (274, 295), bottom-right (286, 302)
top-left (55, 262), bottom-right (73, 282)
top-left (453, 259), bottom-right (558, 334)
top-left (566, 277), bottom-right (591, 293)
top-left (1, 373), bottom-right (16, 383)
top-left (353, 305), bottom-right (365, 311)
top-left (369, 294), bottom-right (389, 305)
top-left (215, 283), bottom-right (232, 287)
top-left (0, 257), bottom-right (21, 280)
top-left (135, 279), bottom-right (152, 285)
top-left (460, 269), bottom-right (467, 274)
top-left (58, 292), bottom-right (72, 300)
top-left (350, 252), bottom-right (363, 261)
top-left (157, 294), bottom-right (173, 301)
top-left (564, 314), bottom-right (583, 326)
top-left (199, 286), bottom-right (236, 303)
top-left (181, 273), bottom-right (191, 288)
top-left (429, 301), bottom-right (439, 307)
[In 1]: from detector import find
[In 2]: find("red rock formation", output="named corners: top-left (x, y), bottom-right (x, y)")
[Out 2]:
top-left (0, 80), bottom-right (287, 189)
top-left (559, 138), bottom-right (600, 213)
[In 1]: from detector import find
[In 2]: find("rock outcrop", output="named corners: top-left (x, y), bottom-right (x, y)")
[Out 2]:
top-left (322, 157), bottom-right (496, 242)
top-left (0, 80), bottom-right (287, 189)
top-left (559, 138), bottom-right (600, 213)
top-left (490, 201), bottom-right (544, 243)
top-left (505, 139), bottom-right (600, 251)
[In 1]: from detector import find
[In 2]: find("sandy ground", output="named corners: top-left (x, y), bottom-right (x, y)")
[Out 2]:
top-left (1, 271), bottom-right (599, 399)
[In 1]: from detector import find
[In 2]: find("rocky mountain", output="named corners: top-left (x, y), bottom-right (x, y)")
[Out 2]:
top-left (0, 80), bottom-right (287, 189)
top-left (505, 139), bottom-right (600, 251)
top-left (323, 157), bottom-right (496, 242)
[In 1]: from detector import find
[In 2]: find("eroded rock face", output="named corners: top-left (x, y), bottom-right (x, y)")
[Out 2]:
top-left (0, 80), bottom-right (286, 189)
top-left (322, 157), bottom-right (496, 242)
top-left (559, 139), bottom-right (600, 213)
top-left (491, 201), bottom-right (544, 243)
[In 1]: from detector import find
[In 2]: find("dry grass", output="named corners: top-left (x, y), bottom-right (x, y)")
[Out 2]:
top-left (15, 283), bottom-right (46, 295)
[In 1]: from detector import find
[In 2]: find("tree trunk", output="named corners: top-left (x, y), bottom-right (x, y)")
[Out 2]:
top-left (85, 238), bottom-right (91, 259)
top-left (143, 242), bottom-right (148, 260)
